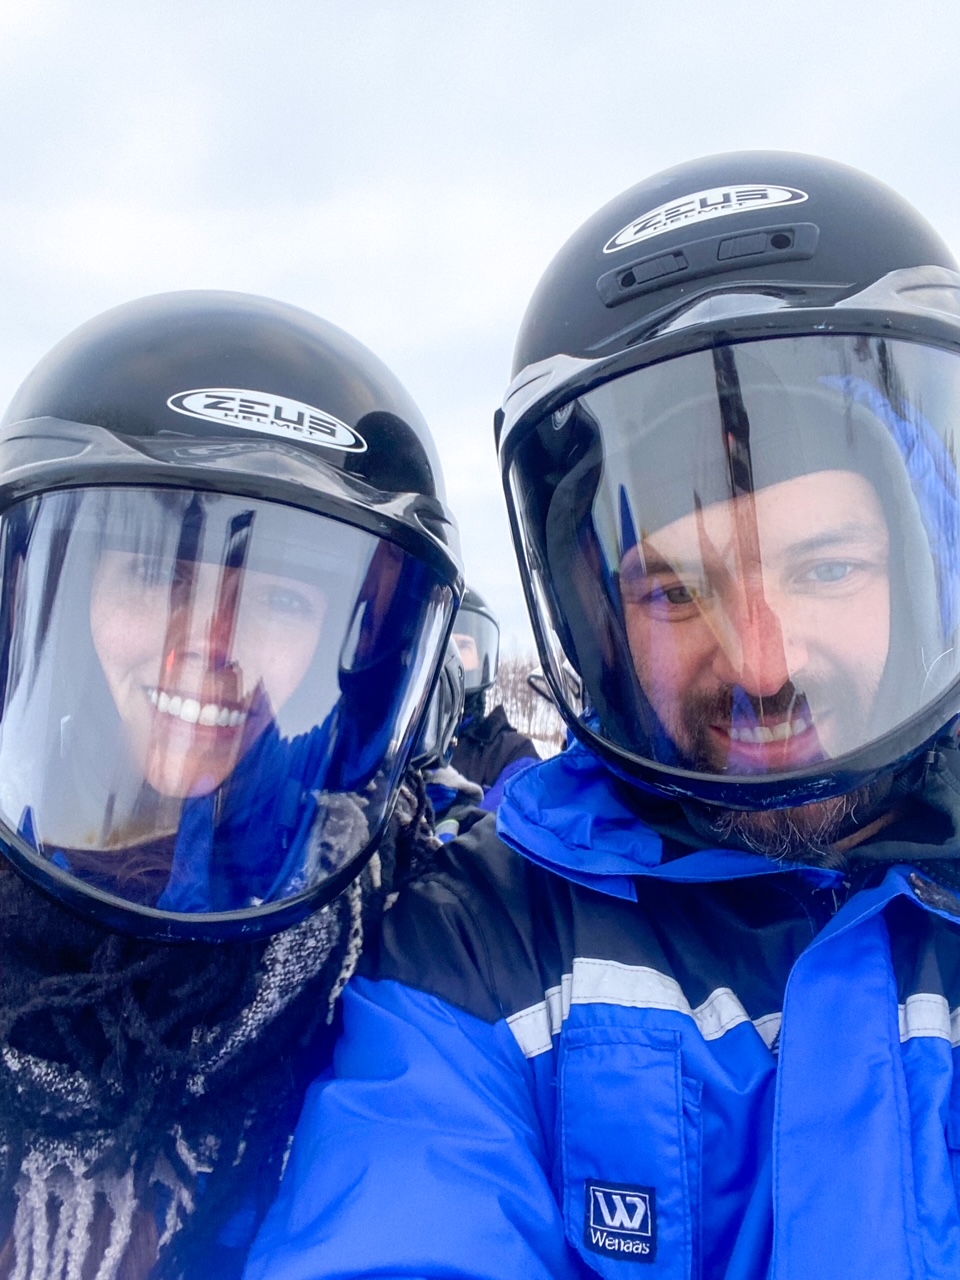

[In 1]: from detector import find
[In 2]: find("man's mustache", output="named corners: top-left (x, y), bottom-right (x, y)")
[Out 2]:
top-left (685, 681), bottom-right (808, 728)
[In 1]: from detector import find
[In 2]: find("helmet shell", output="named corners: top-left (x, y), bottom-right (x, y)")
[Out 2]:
top-left (5, 290), bottom-right (447, 503)
top-left (513, 151), bottom-right (958, 373)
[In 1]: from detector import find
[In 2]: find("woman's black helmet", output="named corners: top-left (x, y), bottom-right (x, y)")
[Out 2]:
top-left (0, 291), bottom-right (462, 939)
top-left (498, 151), bottom-right (960, 811)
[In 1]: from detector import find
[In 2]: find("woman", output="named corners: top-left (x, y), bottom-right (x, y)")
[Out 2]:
top-left (0, 290), bottom-right (461, 1278)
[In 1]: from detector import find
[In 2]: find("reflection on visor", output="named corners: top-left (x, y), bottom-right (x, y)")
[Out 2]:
top-left (519, 334), bottom-right (960, 782)
top-left (0, 487), bottom-right (451, 928)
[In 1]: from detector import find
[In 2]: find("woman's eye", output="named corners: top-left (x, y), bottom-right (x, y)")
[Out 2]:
top-left (625, 576), bottom-right (704, 610)
top-left (659, 583), bottom-right (697, 605)
top-left (261, 586), bottom-right (314, 618)
top-left (125, 555), bottom-right (168, 587)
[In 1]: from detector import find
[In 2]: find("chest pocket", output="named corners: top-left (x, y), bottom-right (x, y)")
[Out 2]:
top-left (558, 1024), bottom-right (701, 1279)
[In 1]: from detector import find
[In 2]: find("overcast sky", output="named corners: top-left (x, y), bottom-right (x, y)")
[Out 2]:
top-left (1, 0), bottom-right (959, 647)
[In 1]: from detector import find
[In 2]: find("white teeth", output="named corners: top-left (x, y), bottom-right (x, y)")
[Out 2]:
top-left (148, 688), bottom-right (246, 729)
top-left (179, 698), bottom-right (201, 724)
top-left (729, 718), bottom-right (810, 744)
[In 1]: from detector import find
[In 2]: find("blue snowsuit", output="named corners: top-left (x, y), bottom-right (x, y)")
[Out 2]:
top-left (244, 740), bottom-right (960, 1279)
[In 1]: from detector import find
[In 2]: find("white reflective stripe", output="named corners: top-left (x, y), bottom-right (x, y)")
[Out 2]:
top-left (506, 957), bottom-right (770, 1059)
top-left (508, 976), bottom-right (568, 1059)
top-left (898, 993), bottom-right (960, 1046)
top-left (507, 1001), bottom-right (553, 1058)
top-left (752, 1011), bottom-right (782, 1051)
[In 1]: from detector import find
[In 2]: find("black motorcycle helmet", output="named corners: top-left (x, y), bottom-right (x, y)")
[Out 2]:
top-left (498, 151), bottom-right (960, 811)
top-left (0, 290), bottom-right (462, 939)
top-left (451, 586), bottom-right (500, 696)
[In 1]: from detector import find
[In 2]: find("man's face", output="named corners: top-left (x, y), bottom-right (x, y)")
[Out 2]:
top-left (453, 632), bottom-right (480, 672)
top-left (620, 470), bottom-right (891, 776)
top-left (90, 551), bottom-right (326, 798)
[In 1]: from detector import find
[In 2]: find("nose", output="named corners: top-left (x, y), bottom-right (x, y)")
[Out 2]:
top-left (165, 563), bottom-right (242, 673)
top-left (712, 577), bottom-right (808, 696)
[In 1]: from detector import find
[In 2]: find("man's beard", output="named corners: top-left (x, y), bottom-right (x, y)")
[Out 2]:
top-left (704, 779), bottom-right (890, 866)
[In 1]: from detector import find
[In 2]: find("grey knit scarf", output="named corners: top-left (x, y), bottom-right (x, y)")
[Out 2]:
top-left (0, 790), bottom-right (385, 1280)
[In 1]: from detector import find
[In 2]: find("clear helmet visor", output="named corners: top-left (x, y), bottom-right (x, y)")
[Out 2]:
top-left (451, 610), bottom-right (500, 693)
top-left (511, 334), bottom-right (960, 787)
top-left (0, 486), bottom-right (452, 931)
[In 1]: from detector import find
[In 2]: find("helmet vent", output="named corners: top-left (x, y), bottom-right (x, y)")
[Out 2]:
top-left (597, 221), bottom-right (820, 308)
top-left (619, 250), bottom-right (688, 291)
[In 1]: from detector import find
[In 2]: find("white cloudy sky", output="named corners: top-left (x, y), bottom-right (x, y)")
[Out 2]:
top-left (1, 0), bottom-right (959, 647)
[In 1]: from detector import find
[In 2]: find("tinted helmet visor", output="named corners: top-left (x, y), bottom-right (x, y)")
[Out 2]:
top-left (451, 608), bottom-right (500, 693)
top-left (507, 332), bottom-right (960, 805)
top-left (0, 486), bottom-right (453, 936)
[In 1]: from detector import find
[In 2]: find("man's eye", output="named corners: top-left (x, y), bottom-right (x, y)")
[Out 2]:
top-left (805, 561), bottom-right (853, 585)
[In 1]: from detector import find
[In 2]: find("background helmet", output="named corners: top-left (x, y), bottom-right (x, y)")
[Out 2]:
top-left (498, 151), bottom-right (960, 810)
top-left (0, 290), bottom-right (462, 939)
top-left (451, 586), bottom-right (500, 695)
top-left (411, 638), bottom-right (465, 771)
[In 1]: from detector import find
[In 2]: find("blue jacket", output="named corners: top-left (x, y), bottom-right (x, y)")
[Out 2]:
top-left (244, 741), bottom-right (960, 1280)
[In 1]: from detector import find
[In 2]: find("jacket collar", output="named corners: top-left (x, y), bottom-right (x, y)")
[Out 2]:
top-left (496, 740), bottom-right (960, 905)
top-left (496, 741), bottom-right (844, 900)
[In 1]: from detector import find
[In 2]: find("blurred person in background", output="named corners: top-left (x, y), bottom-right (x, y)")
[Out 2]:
top-left (450, 586), bottom-right (539, 807)
top-left (412, 638), bottom-right (485, 841)
top-left (0, 291), bottom-right (460, 1280)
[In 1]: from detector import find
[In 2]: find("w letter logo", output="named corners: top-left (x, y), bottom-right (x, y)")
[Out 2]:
top-left (592, 1188), bottom-right (649, 1231)
top-left (589, 1185), bottom-right (651, 1235)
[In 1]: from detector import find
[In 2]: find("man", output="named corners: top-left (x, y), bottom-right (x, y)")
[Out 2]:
top-left (449, 586), bottom-right (539, 799)
top-left (246, 154), bottom-right (960, 1279)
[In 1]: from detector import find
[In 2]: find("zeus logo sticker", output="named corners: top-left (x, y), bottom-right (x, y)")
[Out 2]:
top-left (584, 1182), bottom-right (657, 1262)
top-left (167, 388), bottom-right (367, 453)
top-left (602, 184), bottom-right (808, 253)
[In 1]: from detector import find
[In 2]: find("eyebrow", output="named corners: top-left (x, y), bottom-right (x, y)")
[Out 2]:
top-left (626, 520), bottom-right (887, 579)
top-left (780, 521), bottom-right (888, 556)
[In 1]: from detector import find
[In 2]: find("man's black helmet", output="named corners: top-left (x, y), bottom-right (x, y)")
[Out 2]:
top-left (0, 291), bottom-right (462, 939)
top-left (510, 150), bottom-right (957, 372)
top-left (452, 586), bottom-right (500, 695)
top-left (498, 151), bottom-right (960, 811)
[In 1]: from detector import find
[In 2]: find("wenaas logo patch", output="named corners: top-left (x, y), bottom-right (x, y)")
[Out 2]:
top-left (584, 1181), bottom-right (657, 1262)
top-left (167, 388), bottom-right (368, 453)
top-left (602, 184), bottom-right (808, 254)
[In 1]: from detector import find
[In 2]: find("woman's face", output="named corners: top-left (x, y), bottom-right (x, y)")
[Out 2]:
top-left (90, 551), bottom-right (326, 798)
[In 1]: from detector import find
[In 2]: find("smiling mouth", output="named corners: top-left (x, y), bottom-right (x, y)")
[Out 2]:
top-left (727, 715), bottom-right (813, 744)
top-left (148, 687), bottom-right (247, 728)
